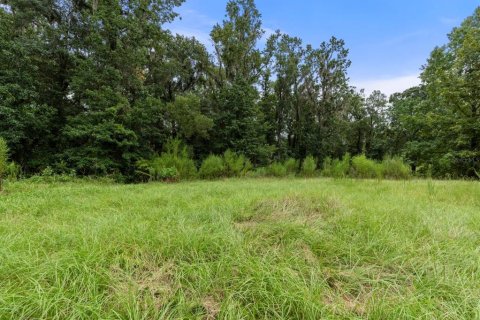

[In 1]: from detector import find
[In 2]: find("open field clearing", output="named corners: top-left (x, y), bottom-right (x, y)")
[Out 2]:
top-left (0, 178), bottom-right (480, 319)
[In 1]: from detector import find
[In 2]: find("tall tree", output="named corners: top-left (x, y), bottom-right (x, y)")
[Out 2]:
top-left (396, 7), bottom-right (480, 177)
top-left (299, 37), bottom-right (352, 159)
top-left (210, 0), bottom-right (263, 85)
top-left (209, 0), bottom-right (271, 163)
top-left (262, 32), bottom-right (304, 158)
top-left (364, 90), bottom-right (389, 159)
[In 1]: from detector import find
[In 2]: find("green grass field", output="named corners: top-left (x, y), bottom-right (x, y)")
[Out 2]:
top-left (0, 178), bottom-right (479, 319)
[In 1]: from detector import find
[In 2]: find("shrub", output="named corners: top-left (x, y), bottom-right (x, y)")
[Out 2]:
top-left (334, 153), bottom-right (351, 178)
top-left (136, 139), bottom-right (197, 181)
top-left (136, 160), bottom-right (179, 182)
top-left (321, 156), bottom-right (333, 177)
top-left (0, 137), bottom-right (8, 191)
top-left (6, 162), bottom-right (22, 181)
top-left (381, 157), bottom-right (411, 179)
top-left (301, 155), bottom-right (317, 177)
top-left (223, 149), bottom-right (250, 177)
top-left (156, 167), bottom-right (179, 181)
top-left (251, 167), bottom-right (267, 177)
top-left (199, 155), bottom-right (225, 179)
top-left (27, 165), bottom-right (78, 183)
top-left (242, 159), bottom-right (253, 176)
top-left (322, 153), bottom-right (351, 178)
top-left (41, 166), bottom-right (55, 177)
top-left (351, 154), bottom-right (381, 179)
top-left (284, 158), bottom-right (299, 175)
top-left (266, 162), bottom-right (287, 177)
top-left (162, 139), bottom-right (197, 179)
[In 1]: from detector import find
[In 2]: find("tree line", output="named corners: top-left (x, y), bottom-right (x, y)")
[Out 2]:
top-left (0, 0), bottom-right (478, 180)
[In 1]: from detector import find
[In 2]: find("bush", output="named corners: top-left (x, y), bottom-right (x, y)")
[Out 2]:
top-left (41, 166), bottom-right (55, 177)
top-left (284, 158), bottom-right (299, 175)
top-left (27, 165), bottom-right (78, 183)
top-left (136, 139), bottom-right (197, 182)
top-left (223, 149), bottom-right (251, 177)
top-left (266, 162), bottom-right (287, 177)
top-left (321, 156), bottom-right (333, 177)
top-left (351, 154), bottom-right (381, 179)
top-left (251, 167), bottom-right (267, 177)
top-left (156, 167), bottom-right (178, 181)
top-left (136, 160), bottom-right (179, 182)
top-left (242, 159), bottom-right (253, 176)
top-left (301, 155), bottom-right (317, 177)
top-left (380, 157), bottom-right (411, 179)
top-left (162, 139), bottom-right (197, 179)
top-left (199, 155), bottom-right (225, 179)
top-left (6, 162), bottom-right (22, 180)
top-left (334, 153), bottom-right (351, 178)
top-left (322, 153), bottom-right (351, 178)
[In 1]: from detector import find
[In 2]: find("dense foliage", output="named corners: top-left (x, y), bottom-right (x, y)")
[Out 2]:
top-left (0, 137), bottom-right (8, 190)
top-left (0, 1), bottom-right (478, 180)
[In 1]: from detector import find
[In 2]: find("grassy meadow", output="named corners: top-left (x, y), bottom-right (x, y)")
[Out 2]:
top-left (0, 178), bottom-right (479, 319)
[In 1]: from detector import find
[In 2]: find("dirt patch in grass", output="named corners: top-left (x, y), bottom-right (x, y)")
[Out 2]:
top-left (322, 271), bottom-right (372, 316)
top-left (202, 295), bottom-right (221, 320)
top-left (110, 260), bottom-right (177, 309)
top-left (325, 293), bottom-right (370, 316)
top-left (235, 194), bottom-right (342, 229)
top-left (299, 242), bottom-right (317, 264)
top-left (322, 266), bottom-right (417, 317)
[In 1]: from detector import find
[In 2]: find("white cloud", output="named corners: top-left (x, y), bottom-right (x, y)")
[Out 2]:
top-left (351, 74), bottom-right (421, 97)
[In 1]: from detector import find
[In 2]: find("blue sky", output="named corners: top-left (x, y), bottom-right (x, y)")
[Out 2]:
top-left (167, 0), bottom-right (479, 95)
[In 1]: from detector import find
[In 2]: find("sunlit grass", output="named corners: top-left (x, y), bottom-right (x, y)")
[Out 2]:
top-left (1, 178), bottom-right (479, 319)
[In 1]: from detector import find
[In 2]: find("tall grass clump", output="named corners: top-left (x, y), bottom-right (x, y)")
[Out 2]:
top-left (381, 156), bottom-right (411, 179)
top-left (322, 153), bottom-right (351, 178)
top-left (199, 155), bottom-right (225, 179)
top-left (223, 149), bottom-right (252, 177)
top-left (266, 162), bottom-right (287, 177)
top-left (351, 154), bottom-right (381, 179)
top-left (0, 137), bottom-right (8, 191)
top-left (136, 139), bottom-right (196, 181)
top-left (284, 158), bottom-right (299, 175)
top-left (301, 155), bottom-right (317, 177)
top-left (6, 162), bottom-right (22, 181)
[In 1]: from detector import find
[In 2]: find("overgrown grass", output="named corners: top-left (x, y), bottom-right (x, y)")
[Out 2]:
top-left (1, 178), bottom-right (479, 319)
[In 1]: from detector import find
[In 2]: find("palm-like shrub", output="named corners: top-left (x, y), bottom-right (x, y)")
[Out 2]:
top-left (351, 154), bottom-right (381, 179)
top-left (223, 149), bottom-right (251, 177)
top-left (322, 153), bottom-right (351, 178)
top-left (6, 162), bottom-right (22, 180)
top-left (284, 158), bottom-right (299, 175)
top-left (266, 162), bottom-right (287, 177)
top-left (199, 155), bottom-right (225, 179)
top-left (301, 155), bottom-right (317, 177)
top-left (381, 157), bottom-right (411, 179)
top-left (136, 139), bottom-right (196, 182)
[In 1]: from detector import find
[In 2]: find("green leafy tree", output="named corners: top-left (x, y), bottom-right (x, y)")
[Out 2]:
top-left (420, 7), bottom-right (480, 177)
top-left (263, 32), bottom-right (304, 158)
top-left (211, 0), bottom-right (264, 84)
top-left (388, 7), bottom-right (480, 177)
top-left (209, 0), bottom-right (271, 163)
